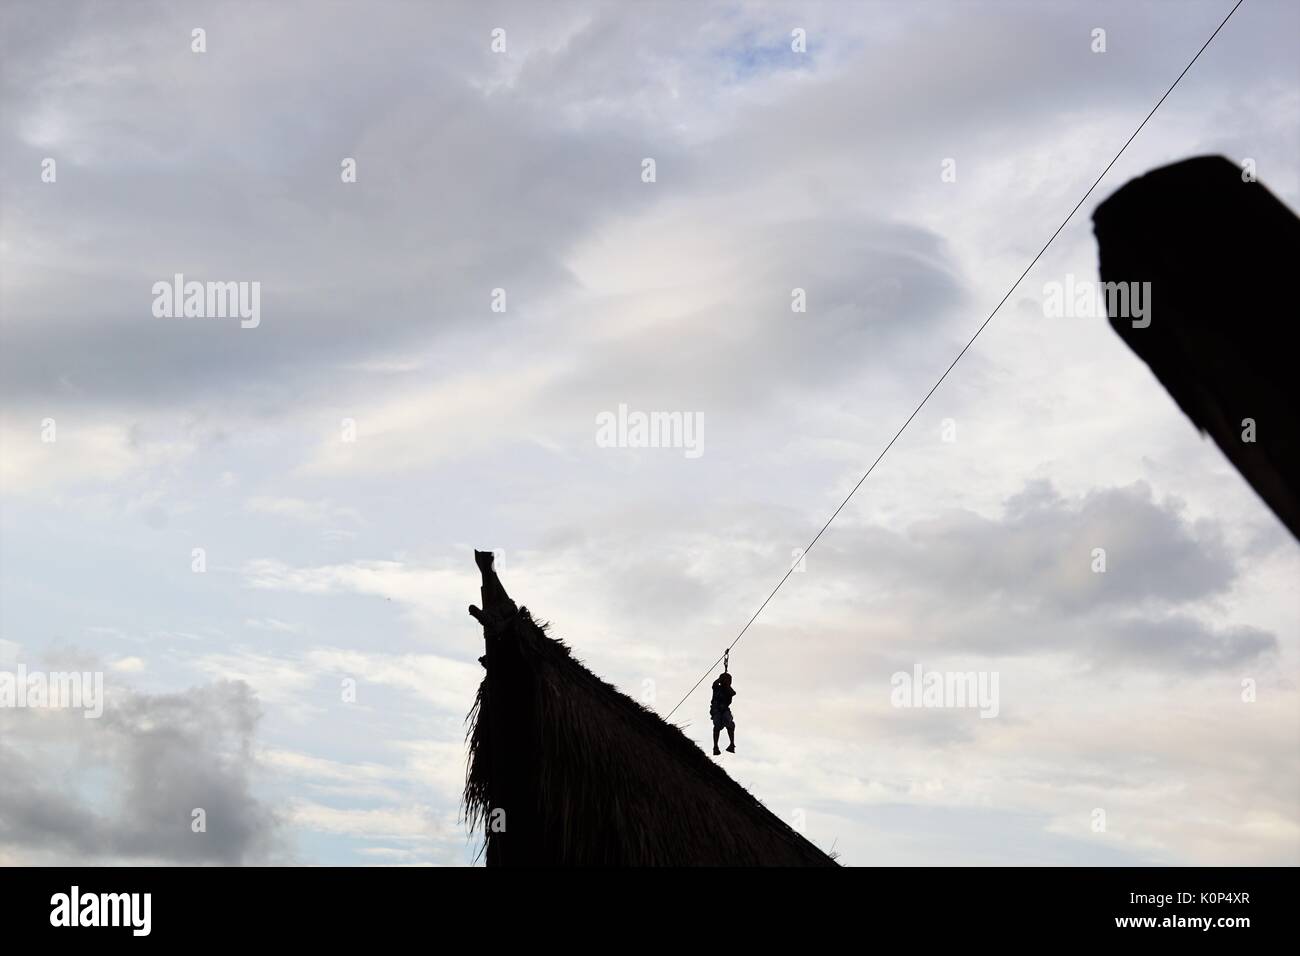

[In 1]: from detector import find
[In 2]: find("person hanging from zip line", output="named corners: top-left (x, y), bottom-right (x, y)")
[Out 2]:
top-left (710, 655), bottom-right (737, 755)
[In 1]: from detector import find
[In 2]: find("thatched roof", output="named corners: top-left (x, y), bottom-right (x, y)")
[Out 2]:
top-left (1093, 155), bottom-right (1300, 541)
top-left (464, 550), bottom-right (838, 866)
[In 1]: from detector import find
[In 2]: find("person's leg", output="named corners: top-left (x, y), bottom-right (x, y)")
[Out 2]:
top-left (712, 725), bottom-right (722, 755)
top-left (725, 721), bottom-right (736, 752)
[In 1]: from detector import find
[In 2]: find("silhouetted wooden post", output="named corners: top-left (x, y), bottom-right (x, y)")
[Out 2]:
top-left (1093, 155), bottom-right (1300, 540)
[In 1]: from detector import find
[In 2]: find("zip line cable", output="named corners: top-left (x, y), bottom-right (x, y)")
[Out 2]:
top-left (664, 0), bottom-right (1246, 720)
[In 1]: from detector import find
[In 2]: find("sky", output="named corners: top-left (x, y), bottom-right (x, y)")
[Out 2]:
top-left (1, 0), bottom-right (1297, 866)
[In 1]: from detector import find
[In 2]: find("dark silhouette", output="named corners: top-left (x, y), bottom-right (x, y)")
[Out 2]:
top-left (464, 550), bottom-right (837, 866)
top-left (1093, 155), bottom-right (1300, 541)
top-left (710, 672), bottom-right (736, 755)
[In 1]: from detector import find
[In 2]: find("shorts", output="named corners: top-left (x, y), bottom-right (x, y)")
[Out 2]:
top-left (711, 707), bottom-right (733, 729)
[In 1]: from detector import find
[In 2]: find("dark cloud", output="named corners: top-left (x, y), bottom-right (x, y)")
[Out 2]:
top-left (827, 480), bottom-right (1274, 671)
top-left (0, 679), bottom-right (284, 864)
top-left (1095, 615), bottom-right (1278, 674)
top-left (0, 1), bottom-right (662, 405)
top-left (19, 0), bottom-right (1293, 412)
top-left (876, 479), bottom-right (1236, 612)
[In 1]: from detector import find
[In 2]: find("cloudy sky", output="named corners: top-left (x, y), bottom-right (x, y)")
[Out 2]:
top-left (2, 0), bottom-right (1297, 866)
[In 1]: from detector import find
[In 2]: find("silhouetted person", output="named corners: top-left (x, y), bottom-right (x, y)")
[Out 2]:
top-left (710, 672), bottom-right (736, 755)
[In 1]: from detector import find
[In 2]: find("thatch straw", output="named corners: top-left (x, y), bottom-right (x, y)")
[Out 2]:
top-left (464, 550), bottom-right (838, 866)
